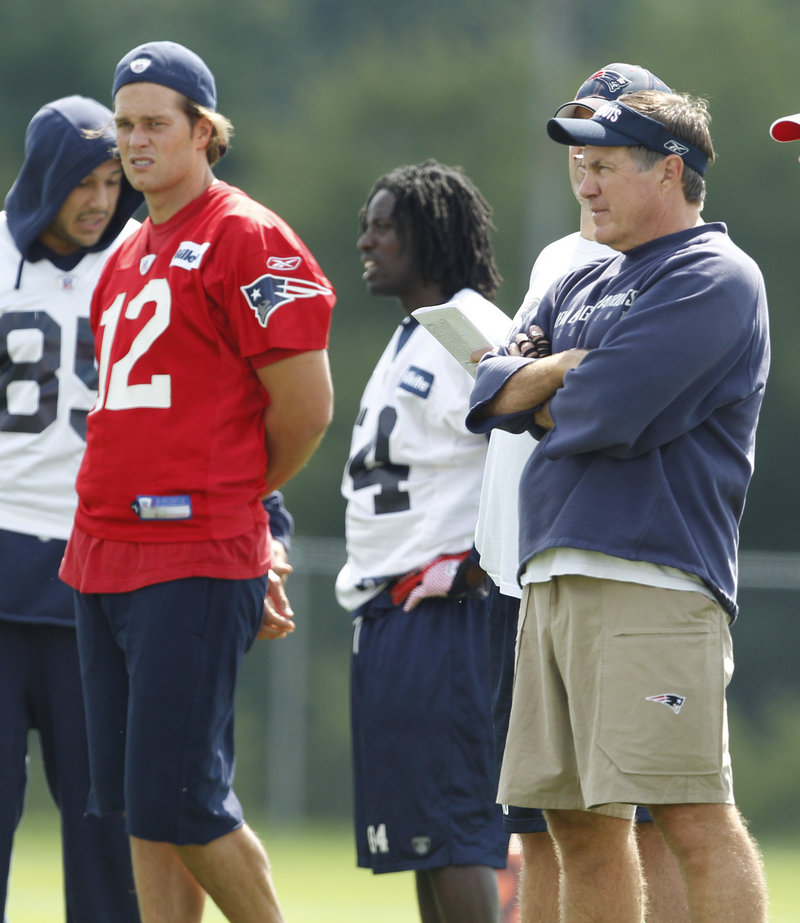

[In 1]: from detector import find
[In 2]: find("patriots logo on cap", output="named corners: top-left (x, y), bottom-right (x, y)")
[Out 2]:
top-left (241, 274), bottom-right (332, 327)
top-left (590, 69), bottom-right (632, 95)
top-left (646, 693), bottom-right (686, 715)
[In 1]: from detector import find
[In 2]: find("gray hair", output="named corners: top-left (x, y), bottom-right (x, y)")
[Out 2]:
top-left (622, 91), bottom-right (714, 207)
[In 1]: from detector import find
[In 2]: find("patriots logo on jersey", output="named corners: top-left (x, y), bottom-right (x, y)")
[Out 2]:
top-left (645, 693), bottom-right (686, 715)
top-left (240, 274), bottom-right (333, 328)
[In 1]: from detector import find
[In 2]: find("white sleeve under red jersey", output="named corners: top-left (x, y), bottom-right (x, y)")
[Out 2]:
top-left (336, 288), bottom-right (489, 611)
top-left (73, 182), bottom-right (334, 543)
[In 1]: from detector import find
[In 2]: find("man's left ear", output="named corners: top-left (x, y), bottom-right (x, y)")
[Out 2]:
top-left (194, 116), bottom-right (213, 147)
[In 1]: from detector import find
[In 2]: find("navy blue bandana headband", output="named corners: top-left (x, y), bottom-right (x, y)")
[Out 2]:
top-left (547, 100), bottom-right (709, 176)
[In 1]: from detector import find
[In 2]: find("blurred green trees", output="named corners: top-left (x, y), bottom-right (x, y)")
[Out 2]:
top-left (3, 0), bottom-right (799, 836)
top-left (4, 0), bottom-right (798, 546)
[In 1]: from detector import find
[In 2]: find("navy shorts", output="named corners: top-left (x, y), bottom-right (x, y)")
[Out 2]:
top-left (0, 529), bottom-right (72, 625)
top-left (350, 589), bottom-right (508, 873)
top-left (487, 583), bottom-right (653, 831)
top-left (74, 575), bottom-right (267, 845)
top-left (487, 584), bottom-right (548, 834)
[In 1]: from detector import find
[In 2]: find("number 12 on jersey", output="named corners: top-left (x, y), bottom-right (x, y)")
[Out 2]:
top-left (93, 278), bottom-right (172, 413)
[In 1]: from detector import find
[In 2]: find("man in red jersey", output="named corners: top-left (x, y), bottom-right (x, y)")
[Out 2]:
top-left (60, 41), bottom-right (335, 923)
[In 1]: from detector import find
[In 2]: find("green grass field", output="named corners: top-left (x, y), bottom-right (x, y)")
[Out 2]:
top-left (7, 815), bottom-right (418, 923)
top-left (5, 814), bottom-right (800, 921)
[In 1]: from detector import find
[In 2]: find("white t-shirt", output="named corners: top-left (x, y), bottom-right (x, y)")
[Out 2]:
top-left (474, 233), bottom-right (611, 596)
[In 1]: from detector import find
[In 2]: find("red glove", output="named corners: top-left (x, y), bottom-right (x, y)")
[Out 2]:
top-left (390, 552), bottom-right (471, 612)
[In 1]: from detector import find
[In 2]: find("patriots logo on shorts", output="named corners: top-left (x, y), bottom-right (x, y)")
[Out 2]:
top-left (240, 274), bottom-right (333, 328)
top-left (645, 693), bottom-right (686, 715)
top-left (411, 836), bottom-right (432, 856)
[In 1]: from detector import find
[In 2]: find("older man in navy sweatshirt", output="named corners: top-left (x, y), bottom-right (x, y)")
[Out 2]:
top-left (468, 90), bottom-right (770, 922)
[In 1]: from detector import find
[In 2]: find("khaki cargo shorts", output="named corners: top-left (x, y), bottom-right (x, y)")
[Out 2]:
top-left (497, 575), bottom-right (734, 814)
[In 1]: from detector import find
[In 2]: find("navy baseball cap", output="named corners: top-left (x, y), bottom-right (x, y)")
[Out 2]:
top-left (113, 41), bottom-right (217, 110)
top-left (554, 63), bottom-right (672, 118)
top-left (547, 100), bottom-right (709, 176)
top-left (769, 113), bottom-right (800, 142)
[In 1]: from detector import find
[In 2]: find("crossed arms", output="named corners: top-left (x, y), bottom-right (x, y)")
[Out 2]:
top-left (471, 326), bottom-right (588, 430)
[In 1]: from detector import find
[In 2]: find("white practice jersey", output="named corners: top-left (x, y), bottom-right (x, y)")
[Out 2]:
top-left (337, 287), bottom-right (490, 611)
top-left (0, 214), bottom-right (139, 540)
top-left (474, 232), bottom-right (612, 596)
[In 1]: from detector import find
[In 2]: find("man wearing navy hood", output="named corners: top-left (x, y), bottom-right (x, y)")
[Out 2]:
top-left (468, 91), bottom-right (770, 920)
top-left (0, 95), bottom-right (142, 922)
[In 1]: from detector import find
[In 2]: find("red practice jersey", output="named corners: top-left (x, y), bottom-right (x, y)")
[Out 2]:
top-left (73, 181), bottom-right (334, 545)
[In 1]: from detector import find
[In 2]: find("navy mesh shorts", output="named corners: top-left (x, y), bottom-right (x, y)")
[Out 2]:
top-left (350, 589), bottom-right (508, 873)
top-left (75, 575), bottom-right (267, 845)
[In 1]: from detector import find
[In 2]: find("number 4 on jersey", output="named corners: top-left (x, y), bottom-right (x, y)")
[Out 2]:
top-left (347, 406), bottom-right (410, 515)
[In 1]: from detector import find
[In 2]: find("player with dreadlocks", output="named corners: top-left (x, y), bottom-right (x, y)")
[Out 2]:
top-left (336, 160), bottom-right (508, 923)
top-left (360, 159), bottom-right (503, 301)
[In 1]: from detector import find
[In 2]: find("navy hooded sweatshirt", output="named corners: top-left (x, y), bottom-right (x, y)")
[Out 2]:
top-left (4, 94), bottom-right (142, 283)
top-left (467, 224), bottom-right (770, 620)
